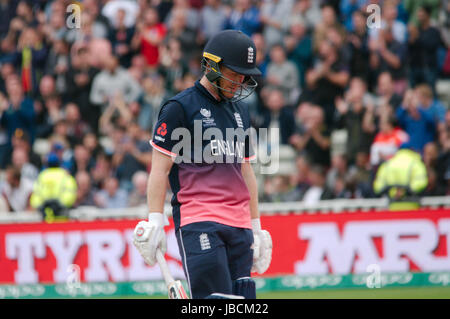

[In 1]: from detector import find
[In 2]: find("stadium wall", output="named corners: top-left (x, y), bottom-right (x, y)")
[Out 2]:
top-left (1, 206), bottom-right (450, 298)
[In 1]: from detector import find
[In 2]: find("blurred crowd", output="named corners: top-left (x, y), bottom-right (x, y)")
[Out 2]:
top-left (0, 0), bottom-right (449, 214)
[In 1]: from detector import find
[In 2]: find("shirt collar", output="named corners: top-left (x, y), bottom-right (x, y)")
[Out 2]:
top-left (194, 80), bottom-right (222, 104)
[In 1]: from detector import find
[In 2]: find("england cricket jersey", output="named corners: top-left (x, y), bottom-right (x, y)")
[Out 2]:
top-left (150, 81), bottom-right (256, 230)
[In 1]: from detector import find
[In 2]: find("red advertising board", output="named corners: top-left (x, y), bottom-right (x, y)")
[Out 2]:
top-left (1, 209), bottom-right (450, 284)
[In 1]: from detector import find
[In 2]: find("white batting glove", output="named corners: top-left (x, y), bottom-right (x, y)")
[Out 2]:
top-left (133, 212), bottom-right (169, 266)
top-left (251, 218), bottom-right (272, 274)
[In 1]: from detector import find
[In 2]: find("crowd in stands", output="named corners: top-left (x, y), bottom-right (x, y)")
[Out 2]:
top-left (0, 0), bottom-right (449, 214)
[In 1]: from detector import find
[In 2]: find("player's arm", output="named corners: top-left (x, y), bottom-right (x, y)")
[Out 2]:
top-left (133, 101), bottom-right (183, 266)
top-left (147, 149), bottom-right (173, 213)
top-left (241, 161), bottom-right (259, 220)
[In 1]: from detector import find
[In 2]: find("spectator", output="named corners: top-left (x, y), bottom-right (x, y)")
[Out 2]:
top-left (163, 0), bottom-right (200, 32)
top-left (94, 176), bottom-right (128, 209)
top-left (109, 8), bottom-right (136, 68)
top-left (44, 40), bottom-right (69, 96)
top-left (128, 170), bottom-right (148, 207)
top-left (225, 0), bottom-right (262, 37)
top-left (408, 5), bottom-right (447, 92)
top-left (80, 0), bottom-right (111, 39)
top-left (313, 4), bottom-right (346, 52)
top-left (0, 75), bottom-right (35, 149)
top-left (284, 18), bottom-right (313, 89)
top-left (82, 132), bottom-right (103, 160)
top-left (368, 0), bottom-right (407, 44)
top-left (198, 0), bottom-right (228, 45)
top-left (288, 0), bottom-right (321, 32)
top-left (102, 0), bottom-right (139, 30)
top-left (75, 171), bottom-right (96, 207)
top-left (90, 150), bottom-right (113, 190)
top-left (112, 122), bottom-right (152, 190)
top-left (252, 32), bottom-right (270, 78)
top-left (347, 151), bottom-right (373, 198)
top-left (89, 54), bottom-right (142, 112)
top-left (370, 115), bottom-right (409, 167)
top-left (0, 0), bottom-right (18, 39)
top-left (260, 0), bottom-right (294, 50)
top-left (396, 89), bottom-right (437, 152)
top-left (65, 45), bottom-right (99, 133)
top-left (65, 102), bottom-right (91, 147)
top-left (347, 10), bottom-right (371, 84)
top-left (326, 153), bottom-right (349, 191)
top-left (137, 73), bottom-right (171, 132)
top-left (131, 6), bottom-right (167, 69)
top-left (415, 83), bottom-right (446, 132)
top-left (259, 88), bottom-right (297, 146)
top-left (369, 26), bottom-right (408, 95)
top-left (374, 72), bottom-right (403, 111)
top-left (10, 128), bottom-right (41, 170)
top-left (263, 43), bottom-right (300, 105)
top-left (11, 146), bottom-right (38, 184)
top-left (38, 93), bottom-right (64, 139)
top-left (69, 144), bottom-right (95, 176)
top-left (165, 8), bottom-right (199, 65)
top-left (292, 103), bottom-right (331, 167)
top-left (304, 38), bottom-right (350, 125)
top-left (159, 37), bottom-right (189, 94)
top-left (261, 174), bottom-right (294, 203)
top-left (12, 27), bottom-right (48, 96)
top-left (334, 77), bottom-right (375, 164)
top-left (339, 0), bottom-right (366, 32)
top-left (302, 165), bottom-right (334, 206)
top-left (439, 0), bottom-right (450, 47)
top-left (404, 0), bottom-right (441, 26)
top-left (0, 166), bottom-right (33, 212)
top-left (282, 153), bottom-right (311, 201)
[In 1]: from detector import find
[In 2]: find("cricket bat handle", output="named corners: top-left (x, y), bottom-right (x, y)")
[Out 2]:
top-left (156, 249), bottom-right (175, 284)
top-left (156, 249), bottom-right (189, 299)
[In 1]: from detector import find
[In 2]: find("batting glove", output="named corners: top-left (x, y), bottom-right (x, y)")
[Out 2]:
top-left (133, 212), bottom-right (169, 266)
top-left (251, 218), bottom-right (272, 274)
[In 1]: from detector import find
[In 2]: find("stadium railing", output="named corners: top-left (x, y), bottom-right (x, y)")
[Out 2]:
top-left (0, 196), bottom-right (449, 223)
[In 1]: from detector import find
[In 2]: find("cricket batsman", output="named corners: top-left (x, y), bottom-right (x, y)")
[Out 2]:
top-left (132, 30), bottom-right (272, 299)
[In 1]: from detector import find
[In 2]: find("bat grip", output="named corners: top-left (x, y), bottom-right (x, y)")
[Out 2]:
top-left (156, 249), bottom-right (175, 284)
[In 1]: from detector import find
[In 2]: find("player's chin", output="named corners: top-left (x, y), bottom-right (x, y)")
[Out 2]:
top-left (223, 88), bottom-right (238, 99)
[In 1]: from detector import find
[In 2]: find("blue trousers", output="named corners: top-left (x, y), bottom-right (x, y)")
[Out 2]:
top-left (175, 221), bottom-right (254, 299)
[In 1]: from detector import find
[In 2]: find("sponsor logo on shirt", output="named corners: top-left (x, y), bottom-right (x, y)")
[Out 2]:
top-left (156, 123), bottom-right (168, 136)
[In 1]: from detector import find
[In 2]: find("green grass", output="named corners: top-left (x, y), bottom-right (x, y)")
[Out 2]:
top-left (256, 286), bottom-right (450, 299)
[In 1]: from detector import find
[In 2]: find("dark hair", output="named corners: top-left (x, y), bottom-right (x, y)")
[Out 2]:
top-left (420, 5), bottom-right (432, 17)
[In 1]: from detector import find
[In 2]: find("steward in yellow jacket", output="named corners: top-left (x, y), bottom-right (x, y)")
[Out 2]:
top-left (30, 153), bottom-right (77, 222)
top-left (373, 147), bottom-right (428, 210)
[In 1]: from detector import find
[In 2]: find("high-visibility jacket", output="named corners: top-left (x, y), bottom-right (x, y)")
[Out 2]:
top-left (30, 167), bottom-right (77, 209)
top-left (373, 149), bottom-right (428, 210)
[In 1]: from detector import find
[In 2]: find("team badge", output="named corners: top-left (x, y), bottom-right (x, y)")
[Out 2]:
top-left (247, 47), bottom-right (254, 64)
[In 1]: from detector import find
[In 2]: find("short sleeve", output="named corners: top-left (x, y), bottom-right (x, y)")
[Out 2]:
top-left (150, 101), bottom-right (186, 158)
